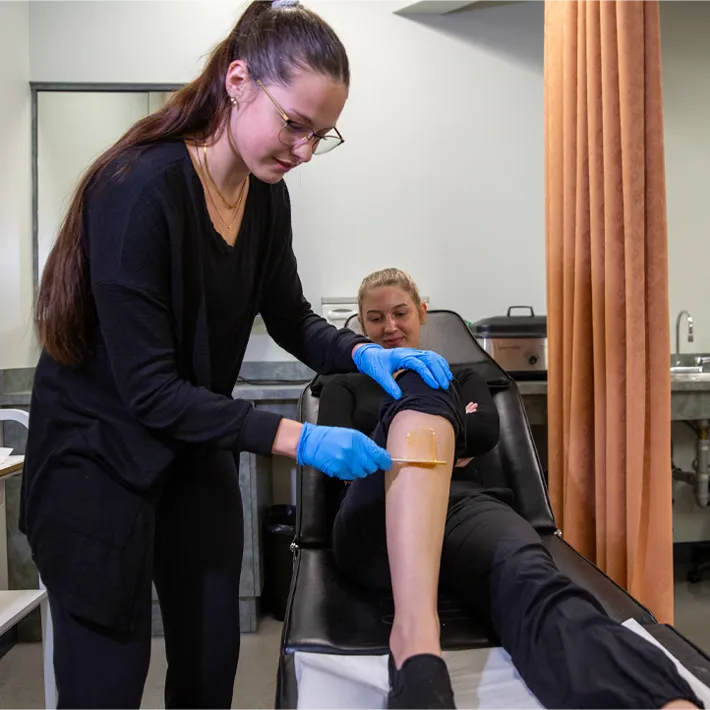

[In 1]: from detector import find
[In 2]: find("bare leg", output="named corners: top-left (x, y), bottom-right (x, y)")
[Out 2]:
top-left (384, 411), bottom-right (455, 668)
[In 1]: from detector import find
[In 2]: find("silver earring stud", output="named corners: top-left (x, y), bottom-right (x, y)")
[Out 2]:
top-left (229, 95), bottom-right (238, 107)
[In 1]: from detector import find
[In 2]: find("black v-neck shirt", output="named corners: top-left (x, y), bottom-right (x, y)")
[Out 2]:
top-left (200, 173), bottom-right (259, 395)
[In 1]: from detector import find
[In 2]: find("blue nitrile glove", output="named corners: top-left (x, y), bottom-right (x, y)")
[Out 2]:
top-left (296, 422), bottom-right (392, 480)
top-left (352, 343), bottom-right (454, 399)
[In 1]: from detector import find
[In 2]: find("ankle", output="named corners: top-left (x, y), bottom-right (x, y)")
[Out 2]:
top-left (390, 613), bottom-right (441, 668)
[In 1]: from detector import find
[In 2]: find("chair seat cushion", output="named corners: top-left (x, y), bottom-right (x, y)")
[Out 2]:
top-left (283, 536), bottom-right (654, 655)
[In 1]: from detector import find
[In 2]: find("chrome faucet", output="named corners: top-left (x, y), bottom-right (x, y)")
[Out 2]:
top-left (675, 310), bottom-right (694, 366)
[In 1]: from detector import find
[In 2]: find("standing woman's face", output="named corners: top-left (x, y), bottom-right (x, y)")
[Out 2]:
top-left (225, 61), bottom-right (348, 184)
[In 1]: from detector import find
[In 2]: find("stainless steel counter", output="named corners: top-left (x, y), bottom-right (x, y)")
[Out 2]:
top-left (669, 374), bottom-right (710, 421)
top-left (231, 382), bottom-right (308, 402)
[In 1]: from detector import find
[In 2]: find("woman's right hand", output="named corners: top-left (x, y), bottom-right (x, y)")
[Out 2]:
top-left (455, 402), bottom-right (479, 467)
top-left (296, 422), bottom-right (392, 480)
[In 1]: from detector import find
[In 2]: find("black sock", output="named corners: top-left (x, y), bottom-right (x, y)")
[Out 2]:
top-left (387, 653), bottom-right (456, 709)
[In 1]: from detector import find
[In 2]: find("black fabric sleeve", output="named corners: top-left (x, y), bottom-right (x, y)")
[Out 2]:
top-left (316, 376), bottom-right (358, 429)
top-left (370, 371), bottom-right (467, 459)
top-left (457, 368), bottom-right (500, 457)
top-left (87, 175), bottom-right (282, 456)
top-left (259, 183), bottom-right (369, 374)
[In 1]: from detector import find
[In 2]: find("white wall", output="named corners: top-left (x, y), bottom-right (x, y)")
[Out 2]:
top-left (0, 2), bottom-right (35, 370)
top-left (661, 1), bottom-right (710, 543)
top-left (29, 0), bottom-right (545, 362)
top-left (664, 1), bottom-right (710, 356)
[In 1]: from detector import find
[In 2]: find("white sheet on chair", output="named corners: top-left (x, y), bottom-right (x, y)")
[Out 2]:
top-left (623, 619), bottom-right (710, 708)
top-left (294, 619), bottom-right (710, 709)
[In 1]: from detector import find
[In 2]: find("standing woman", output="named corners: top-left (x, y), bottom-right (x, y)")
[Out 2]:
top-left (21, 2), bottom-right (451, 707)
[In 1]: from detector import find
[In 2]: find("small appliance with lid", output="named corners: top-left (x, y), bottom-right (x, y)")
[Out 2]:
top-left (470, 306), bottom-right (548, 380)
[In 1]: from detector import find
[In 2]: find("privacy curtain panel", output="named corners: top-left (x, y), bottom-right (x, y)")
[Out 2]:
top-left (544, 0), bottom-right (673, 622)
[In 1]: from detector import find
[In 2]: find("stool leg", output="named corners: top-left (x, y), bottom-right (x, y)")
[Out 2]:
top-left (39, 579), bottom-right (56, 709)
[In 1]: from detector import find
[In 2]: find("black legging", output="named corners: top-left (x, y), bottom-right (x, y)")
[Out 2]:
top-left (49, 449), bottom-right (243, 709)
top-left (331, 380), bottom-right (701, 709)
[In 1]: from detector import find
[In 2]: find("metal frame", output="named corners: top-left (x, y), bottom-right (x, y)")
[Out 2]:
top-left (30, 82), bottom-right (184, 292)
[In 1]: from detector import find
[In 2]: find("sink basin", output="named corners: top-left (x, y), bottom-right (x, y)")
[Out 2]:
top-left (671, 353), bottom-right (710, 370)
top-left (671, 371), bottom-right (710, 382)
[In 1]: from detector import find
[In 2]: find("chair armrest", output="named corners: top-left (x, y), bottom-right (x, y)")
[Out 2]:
top-left (543, 534), bottom-right (655, 624)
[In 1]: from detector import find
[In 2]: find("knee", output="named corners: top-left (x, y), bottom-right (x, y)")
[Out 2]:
top-left (386, 411), bottom-right (456, 474)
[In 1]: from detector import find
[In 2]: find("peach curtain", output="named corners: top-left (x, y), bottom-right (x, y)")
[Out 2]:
top-left (544, 0), bottom-right (673, 622)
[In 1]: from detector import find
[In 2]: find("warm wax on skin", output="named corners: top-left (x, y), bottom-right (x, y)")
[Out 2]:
top-left (390, 428), bottom-right (447, 467)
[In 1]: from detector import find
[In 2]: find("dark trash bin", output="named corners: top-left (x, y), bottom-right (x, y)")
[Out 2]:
top-left (262, 505), bottom-right (296, 621)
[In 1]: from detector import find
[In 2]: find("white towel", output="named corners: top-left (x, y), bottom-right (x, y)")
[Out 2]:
top-left (622, 619), bottom-right (710, 708)
top-left (294, 618), bottom-right (710, 709)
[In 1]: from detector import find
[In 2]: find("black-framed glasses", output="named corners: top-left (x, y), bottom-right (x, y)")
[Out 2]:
top-left (255, 78), bottom-right (344, 155)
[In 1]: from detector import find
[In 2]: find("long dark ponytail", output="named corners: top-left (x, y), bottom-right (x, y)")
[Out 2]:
top-left (36, 0), bottom-right (349, 366)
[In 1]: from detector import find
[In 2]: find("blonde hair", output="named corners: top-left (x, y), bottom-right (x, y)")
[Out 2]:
top-left (357, 268), bottom-right (422, 317)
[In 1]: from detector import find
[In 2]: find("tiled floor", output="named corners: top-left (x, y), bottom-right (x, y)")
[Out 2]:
top-left (0, 579), bottom-right (709, 709)
top-left (0, 616), bottom-right (283, 709)
top-left (674, 570), bottom-right (710, 650)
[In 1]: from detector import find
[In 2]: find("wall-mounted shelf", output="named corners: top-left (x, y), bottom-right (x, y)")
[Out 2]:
top-left (393, 1), bottom-right (482, 16)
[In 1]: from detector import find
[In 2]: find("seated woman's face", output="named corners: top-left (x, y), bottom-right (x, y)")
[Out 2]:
top-left (359, 286), bottom-right (426, 349)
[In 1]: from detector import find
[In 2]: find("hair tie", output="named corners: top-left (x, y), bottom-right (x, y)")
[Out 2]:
top-left (272, 0), bottom-right (300, 8)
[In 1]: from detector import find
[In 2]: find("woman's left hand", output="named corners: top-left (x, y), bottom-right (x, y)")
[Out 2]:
top-left (352, 343), bottom-right (453, 399)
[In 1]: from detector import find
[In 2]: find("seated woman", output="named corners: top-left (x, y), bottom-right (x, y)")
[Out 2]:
top-left (317, 268), bottom-right (701, 710)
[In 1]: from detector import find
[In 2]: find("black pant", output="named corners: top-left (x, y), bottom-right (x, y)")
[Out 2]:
top-left (49, 450), bottom-right (244, 709)
top-left (333, 476), bottom-right (701, 709)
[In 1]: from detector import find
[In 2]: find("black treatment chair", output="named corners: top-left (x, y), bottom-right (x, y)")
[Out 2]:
top-left (275, 310), bottom-right (710, 708)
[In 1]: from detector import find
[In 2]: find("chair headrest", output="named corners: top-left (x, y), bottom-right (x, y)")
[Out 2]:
top-left (345, 309), bottom-right (509, 385)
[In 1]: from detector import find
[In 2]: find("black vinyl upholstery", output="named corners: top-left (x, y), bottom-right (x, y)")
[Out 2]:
top-left (276, 310), bottom-right (694, 709)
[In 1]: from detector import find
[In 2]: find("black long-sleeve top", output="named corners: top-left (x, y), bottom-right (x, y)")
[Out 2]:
top-left (316, 365), bottom-right (500, 474)
top-left (20, 140), bottom-right (367, 630)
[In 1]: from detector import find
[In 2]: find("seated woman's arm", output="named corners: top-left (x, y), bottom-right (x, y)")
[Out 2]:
top-left (457, 367), bottom-right (500, 457)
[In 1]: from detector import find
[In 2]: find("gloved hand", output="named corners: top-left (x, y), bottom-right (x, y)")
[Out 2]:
top-left (296, 422), bottom-right (392, 480)
top-left (353, 343), bottom-right (453, 399)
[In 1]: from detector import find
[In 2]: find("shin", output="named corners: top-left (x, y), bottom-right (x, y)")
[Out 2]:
top-left (384, 411), bottom-right (455, 668)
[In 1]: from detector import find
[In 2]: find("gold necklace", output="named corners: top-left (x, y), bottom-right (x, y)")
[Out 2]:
top-left (195, 147), bottom-right (242, 239)
top-left (203, 143), bottom-right (248, 211)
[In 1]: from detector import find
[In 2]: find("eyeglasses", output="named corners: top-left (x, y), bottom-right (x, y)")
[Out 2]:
top-left (255, 78), bottom-right (344, 156)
